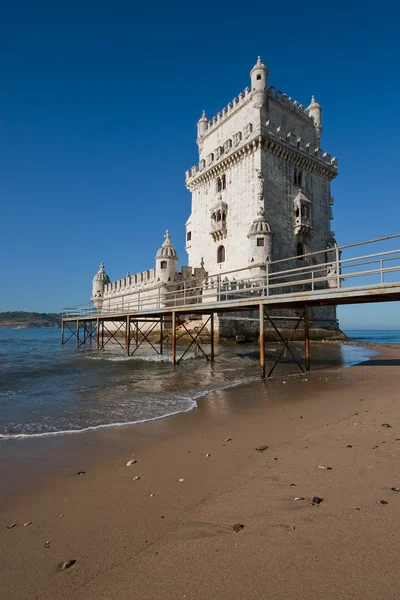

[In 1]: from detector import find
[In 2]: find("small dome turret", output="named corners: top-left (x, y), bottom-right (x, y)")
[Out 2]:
top-left (247, 206), bottom-right (272, 237)
top-left (306, 95), bottom-right (322, 139)
top-left (156, 230), bottom-right (178, 260)
top-left (155, 230), bottom-right (178, 283)
top-left (250, 56), bottom-right (268, 108)
top-left (248, 207), bottom-right (273, 265)
top-left (197, 110), bottom-right (208, 141)
top-left (92, 262), bottom-right (110, 301)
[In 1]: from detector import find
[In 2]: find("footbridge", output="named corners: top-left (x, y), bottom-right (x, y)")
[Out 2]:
top-left (62, 234), bottom-right (400, 378)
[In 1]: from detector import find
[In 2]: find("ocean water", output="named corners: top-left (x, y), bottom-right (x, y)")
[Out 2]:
top-left (344, 330), bottom-right (400, 345)
top-left (0, 328), bottom-right (388, 438)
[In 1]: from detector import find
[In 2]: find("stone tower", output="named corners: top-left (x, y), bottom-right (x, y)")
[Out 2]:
top-left (185, 58), bottom-right (339, 334)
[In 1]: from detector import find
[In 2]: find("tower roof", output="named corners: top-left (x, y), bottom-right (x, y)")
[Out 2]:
top-left (93, 262), bottom-right (110, 284)
top-left (250, 56), bottom-right (268, 75)
top-left (247, 207), bottom-right (272, 237)
top-left (156, 230), bottom-right (178, 260)
top-left (307, 95), bottom-right (321, 111)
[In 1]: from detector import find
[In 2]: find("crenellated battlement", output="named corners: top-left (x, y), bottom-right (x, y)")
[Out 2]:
top-left (103, 268), bottom-right (158, 297)
top-left (203, 86), bottom-right (253, 135)
top-left (264, 119), bottom-right (338, 170)
top-left (267, 86), bottom-right (314, 122)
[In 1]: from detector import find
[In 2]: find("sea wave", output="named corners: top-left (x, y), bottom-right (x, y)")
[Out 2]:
top-left (0, 380), bottom-right (251, 440)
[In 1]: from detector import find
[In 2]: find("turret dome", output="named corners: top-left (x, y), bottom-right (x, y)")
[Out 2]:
top-left (93, 262), bottom-right (110, 284)
top-left (247, 207), bottom-right (272, 237)
top-left (156, 230), bottom-right (178, 260)
top-left (250, 56), bottom-right (268, 76)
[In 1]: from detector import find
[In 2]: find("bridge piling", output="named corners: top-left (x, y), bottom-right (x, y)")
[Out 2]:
top-left (259, 304), bottom-right (265, 379)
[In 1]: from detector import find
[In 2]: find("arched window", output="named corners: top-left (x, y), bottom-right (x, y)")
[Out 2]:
top-left (216, 177), bottom-right (222, 192)
top-left (222, 174), bottom-right (226, 190)
top-left (217, 245), bottom-right (225, 263)
top-left (186, 231), bottom-right (191, 241)
top-left (296, 243), bottom-right (304, 260)
top-left (160, 260), bottom-right (167, 269)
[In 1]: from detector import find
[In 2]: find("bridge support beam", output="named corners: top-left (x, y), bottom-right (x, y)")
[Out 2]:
top-left (304, 306), bottom-right (310, 371)
top-left (259, 304), bottom-right (265, 379)
top-left (172, 312), bottom-right (176, 365)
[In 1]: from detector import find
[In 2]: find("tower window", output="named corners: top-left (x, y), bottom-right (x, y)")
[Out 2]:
top-left (296, 243), bottom-right (304, 259)
top-left (217, 245), bottom-right (225, 263)
top-left (256, 74), bottom-right (261, 80)
top-left (222, 174), bottom-right (226, 190)
top-left (186, 231), bottom-right (191, 242)
top-left (216, 177), bottom-right (222, 193)
top-left (294, 169), bottom-right (303, 186)
top-left (160, 260), bottom-right (167, 269)
top-left (257, 237), bottom-right (265, 247)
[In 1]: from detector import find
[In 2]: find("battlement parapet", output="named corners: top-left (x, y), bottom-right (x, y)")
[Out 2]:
top-left (103, 268), bottom-right (158, 296)
top-left (268, 86), bottom-right (313, 123)
top-left (265, 120), bottom-right (338, 171)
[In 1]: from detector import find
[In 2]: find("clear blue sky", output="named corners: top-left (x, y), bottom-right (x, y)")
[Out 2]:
top-left (1, 0), bottom-right (399, 328)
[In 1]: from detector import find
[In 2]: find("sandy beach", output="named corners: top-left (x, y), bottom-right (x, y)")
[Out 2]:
top-left (2, 345), bottom-right (400, 599)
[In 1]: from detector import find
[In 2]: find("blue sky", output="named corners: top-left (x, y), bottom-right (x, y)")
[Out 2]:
top-left (1, 0), bottom-right (399, 328)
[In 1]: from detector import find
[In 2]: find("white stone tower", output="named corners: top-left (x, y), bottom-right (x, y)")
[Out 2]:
top-left (185, 58), bottom-right (339, 333)
top-left (155, 230), bottom-right (178, 283)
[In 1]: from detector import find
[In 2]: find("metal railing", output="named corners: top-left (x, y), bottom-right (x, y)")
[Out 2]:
top-left (62, 234), bottom-right (400, 318)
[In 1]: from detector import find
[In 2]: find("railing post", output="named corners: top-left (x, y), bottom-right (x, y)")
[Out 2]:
top-left (259, 304), bottom-right (265, 379)
top-left (183, 281), bottom-right (186, 306)
top-left (266, 262), bottom-right (270, 297)
top-left (76, 319), bottom-right (79, 348)
top-left (160, 316), bottom-right (163, 355)
top-left (61, 320), bottom-right (64, 345)
top-left (311, 270), bottom-right (315, 291)
top-left (335, 245), bottom-right (340, 288)
top-left (380, 260), bottom-right (384, 283)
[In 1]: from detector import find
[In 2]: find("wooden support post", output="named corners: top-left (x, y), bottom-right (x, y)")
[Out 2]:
top-left (96, 318), bottom-right (100, 350)
top-left (89, 322), bottom-right (92, 345)
top-left (61, 321), bottom-right (64, 345)
top-left (304, 306), bottom-right (311, 371)
top-left (172, 311), bottom-right (176, 365)
top-left (259, 304), bottom-right (265, 379)
top-left (210, 312), bottom-right (215, 362)
top-left (160, 316), bottom-right (163, 355)
top-left (101, 319), bottom-right (104, 350)
top-left (76, 319), bottom-right (79, 348)
top-left (126, 315), bottom-right (130, 355)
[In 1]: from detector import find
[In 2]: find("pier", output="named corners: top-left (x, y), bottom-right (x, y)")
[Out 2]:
top-left (62, 235), bottom-right (400, 378)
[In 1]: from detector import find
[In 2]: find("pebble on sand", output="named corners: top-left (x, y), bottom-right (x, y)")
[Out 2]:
top-left (23, 521), bottom-right (32, 527)
top-left (76, 471), bottom-right (86, 475)
top-left (126, 460), bottom-right (137, 466)
top-left (232, 523), bottom-right (245, 532)
top-left (255, 445), bottom-right (269, 452)
top-left (6, 523), bottom-right (17, 529)
top-left (225, 438), bottom-right (232, 442)
top-left (179, 478), bottom-right (184, 482)
top-left (58, 559), bottom-right (76, 571)
top-left (312, 497), bottom-right (324, 505)
top-left (206, 453), bottom-right (211, 457)
top-left (44, 541), bottom-right (51, 548)
top-left (390, 487), bottom-right (400, 492)
top-left (133, 476), bottom-right (140, 481)
top-left (379, 500), bottom-right (389, 505)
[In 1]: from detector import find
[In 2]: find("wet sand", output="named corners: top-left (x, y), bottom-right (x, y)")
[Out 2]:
top-left (1, 347), bottom-right (400, 599)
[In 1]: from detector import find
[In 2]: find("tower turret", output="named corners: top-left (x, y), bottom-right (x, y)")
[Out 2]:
top-left (247, 207), bottom-right (273, 265)
top-left (306, 96), bottom-right (322, 141)
top-left (91, 262), bottom-right (110, 307)
top-left (250, 56), bottom-right (268, 108)
top-left (197, 110), bottom-right (208, 142)
top-left (155, 230), bottom-right (178, 283)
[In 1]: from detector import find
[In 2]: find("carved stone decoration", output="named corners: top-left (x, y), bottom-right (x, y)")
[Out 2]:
top-left (256, 169), bottom-right (264, 202)
top-left (224, 139), bottom-right (232, 154)
top-left (233, 131), bottom-right (242, 147)
top-left (206, 153), bottom-right (214, 166)
top-left (244, 123), bottom-right (253, 138)
top-left (214, 146), bottom-right (223, 160)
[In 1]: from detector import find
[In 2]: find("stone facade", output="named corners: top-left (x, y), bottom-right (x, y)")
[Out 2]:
top-left (91, 58), bottom-right (341, 338)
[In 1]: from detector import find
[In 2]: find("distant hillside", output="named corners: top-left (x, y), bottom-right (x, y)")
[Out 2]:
top-left (0, 312), bottom-right (61, 329)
